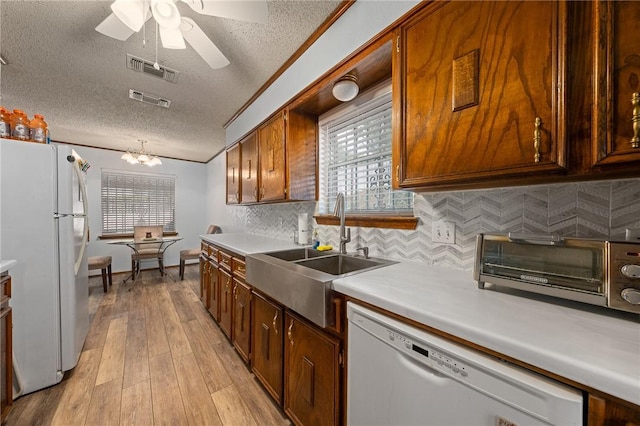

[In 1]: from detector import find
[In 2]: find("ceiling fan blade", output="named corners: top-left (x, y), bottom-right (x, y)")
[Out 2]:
top-left (179, 17), bottom-right (230, 69)
top-left (181, 0), bottom-right (268, 24)
top-left (160, 25), bottom-right (186, 49)
top-left (96, 13), bottom-right (137, 41)
top-left (112, 0), bottom-right (151, 32)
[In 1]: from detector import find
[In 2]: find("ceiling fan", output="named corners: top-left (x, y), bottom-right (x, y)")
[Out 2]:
top-left (95, 0), bottom-right (268, 69)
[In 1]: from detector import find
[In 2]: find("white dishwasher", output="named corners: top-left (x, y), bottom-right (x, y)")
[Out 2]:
top-left (347, 303), bottom-right (583, 426)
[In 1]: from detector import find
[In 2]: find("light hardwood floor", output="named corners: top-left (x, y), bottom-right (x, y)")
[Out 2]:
top-left (5, 265), bottom-right (291, 426)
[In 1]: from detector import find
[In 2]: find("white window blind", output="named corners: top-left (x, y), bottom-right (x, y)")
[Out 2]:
top-left (319, 85), bottom-right (413, 214)
top-left (101, 170), bottom-right (176, 234)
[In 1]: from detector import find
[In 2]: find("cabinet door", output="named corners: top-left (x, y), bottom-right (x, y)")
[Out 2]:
top-left (592, 0), bottom-right (640, 167)
top-left (286, 109), bottom-right (317, 201)
top-left (258, 112), bottom-right (286, 202)
top-left (218, 268), bottom-right (233, 339)
top-left (207, 259), bottom-right (219, 321)
top-left (232, 280), bottom-right (251, 364)
top-left (0, 307), bottom-right (10, 421)
top-left (394, 1), bottom-right (566, 189)
top-left (226, 144), bottom-right (241, 204)
top-left (241, 132), bottom-right (259, 203)
top-left (199, 255), bottom-right (208, 306)
top-left (252, 292), bottom-right (284, 405)
top-left (284, 313), bottom-right (340, 426)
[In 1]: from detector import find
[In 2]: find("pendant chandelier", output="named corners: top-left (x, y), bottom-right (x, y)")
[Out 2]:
top-left (121, 140), bottom-right (162, 166)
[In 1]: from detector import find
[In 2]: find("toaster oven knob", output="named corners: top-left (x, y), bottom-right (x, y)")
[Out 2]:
top-left (620, 264), bottom-right (640, 279)
top-left (621, 288), bottom-right (640, 305)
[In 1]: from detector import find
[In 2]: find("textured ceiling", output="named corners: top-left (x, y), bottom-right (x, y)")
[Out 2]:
top-left (0, 0), bottom-right (342, 162)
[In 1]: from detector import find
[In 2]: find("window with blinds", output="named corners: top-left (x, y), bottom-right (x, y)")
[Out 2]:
top-left (318, 83), bottom-right (413, 215)
top-left (101, 170), bottom-right (176, 235)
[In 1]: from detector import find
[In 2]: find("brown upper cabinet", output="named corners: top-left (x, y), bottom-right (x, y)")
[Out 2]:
top-left (393, 0), bottom-right (567, 191)
top-left (227, 108), bottom-right (317, 205)
top-left (591, 0), bottom-right (640, 170)
top-left (258, 112), bottom-right (287, 202)
top-left (226, 143), bottom-right (241, 204)
top-left (241, 132), bottom-right (259, 203)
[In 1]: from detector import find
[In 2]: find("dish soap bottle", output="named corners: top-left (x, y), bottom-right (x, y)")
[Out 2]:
top-left (312, 229), bottom-right (320, 249)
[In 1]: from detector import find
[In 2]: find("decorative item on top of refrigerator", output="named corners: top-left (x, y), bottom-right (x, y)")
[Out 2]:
top-left (0, 106), bottom-right (51, 143)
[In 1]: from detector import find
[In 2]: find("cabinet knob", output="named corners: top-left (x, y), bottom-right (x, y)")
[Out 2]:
top-left (631, 92), bottom-right (640, 149)
top-left (533, 117), bottom-right (542, 163)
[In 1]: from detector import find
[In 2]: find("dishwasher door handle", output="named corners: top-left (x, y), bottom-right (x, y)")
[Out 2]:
top-left (397, 351), bottom-right (450, 383)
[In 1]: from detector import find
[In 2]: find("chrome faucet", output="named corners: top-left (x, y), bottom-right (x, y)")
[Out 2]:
top-left (333, 192), bottom-right (351, 254)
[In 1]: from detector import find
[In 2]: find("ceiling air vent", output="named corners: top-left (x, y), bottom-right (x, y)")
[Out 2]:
top-left (126, 54), bottom-right (180, 83)
top-left (129, 89), bottom-right (172, 109)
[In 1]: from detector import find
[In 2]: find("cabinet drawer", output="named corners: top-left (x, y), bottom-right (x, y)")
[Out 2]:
top-left (0, 276), bottom-right (10, 307)
top-left (232, 258), bottom-right (246, 280)
top-left (218, 251), bottom-right (232, 271)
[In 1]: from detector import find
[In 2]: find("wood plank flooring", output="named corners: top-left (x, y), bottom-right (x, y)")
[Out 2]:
top-left (5, 266), bottom-right (291, 426)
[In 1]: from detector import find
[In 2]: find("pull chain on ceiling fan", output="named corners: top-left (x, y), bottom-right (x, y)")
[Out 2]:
top-left (95, 0), bottom-right (268, 69)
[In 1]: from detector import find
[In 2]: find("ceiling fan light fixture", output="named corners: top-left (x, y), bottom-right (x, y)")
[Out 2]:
top-left (332, 74), bottom-right (359, 102)
top-left (151, 0), bottom-right (181, 29)
top-left (159, 25), bottom-right (186, 49)
top-left (111, 0), bottom-right (148, 32)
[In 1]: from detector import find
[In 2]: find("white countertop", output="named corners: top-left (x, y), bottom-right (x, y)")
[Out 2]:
top-left (0, 260), bottom-right (17, 274)
top-left (200, 233), bottom-right (301, 256)
top-left (333, 261), bottom-right (640, 406)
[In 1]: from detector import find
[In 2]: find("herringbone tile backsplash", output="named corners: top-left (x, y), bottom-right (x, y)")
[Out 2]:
top-left (230, 178), bottom-right (640, 271)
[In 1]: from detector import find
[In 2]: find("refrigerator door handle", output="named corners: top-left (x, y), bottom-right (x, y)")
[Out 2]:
top-left (71, 157), bottom-right (89, 276)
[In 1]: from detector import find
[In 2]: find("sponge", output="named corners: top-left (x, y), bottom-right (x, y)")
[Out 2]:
top-left (316, 245), bottom-right (333, 251)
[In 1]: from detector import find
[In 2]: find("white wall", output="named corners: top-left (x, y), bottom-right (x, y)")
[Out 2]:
top-left (70, 145), bottom-right (207, 274)
top-left (205, 151), bottom-right (241, 233)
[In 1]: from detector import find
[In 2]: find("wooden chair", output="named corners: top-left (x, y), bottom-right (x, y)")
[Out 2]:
top-left (88, 256), bottom-right (112, 292)
top-left (132, 225), bottom-right (164, 279)
top-left (179, 225), bottom-right (221, 280)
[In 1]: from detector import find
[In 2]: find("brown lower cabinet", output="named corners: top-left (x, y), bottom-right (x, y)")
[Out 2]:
top-left (198, 254), bottom-right (208, 307)
top-left (284, 312), bottom-right (340, 426)
top-left (0, 273), bottom-right (12, 422)
top-left (218, 268), bottom-right (233, 339)
top-left (232, 279), bottom-right (251, 363)
top-left (207, 257), bottom-right (219, 321)
top-left (251, 292), bottom-right (284, 405)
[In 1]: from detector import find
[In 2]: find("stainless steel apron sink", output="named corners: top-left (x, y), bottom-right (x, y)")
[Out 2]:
top-left (246, 248), bottom-right (396, 328)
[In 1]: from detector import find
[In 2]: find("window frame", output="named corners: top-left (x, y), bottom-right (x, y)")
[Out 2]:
top-left (99, 169), bottom-right (177, 238)
top-left (315, 80), bottom-right (417, 230)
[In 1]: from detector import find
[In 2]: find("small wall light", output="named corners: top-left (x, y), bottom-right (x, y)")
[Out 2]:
top-left (332, 74), bottom-right (359, 102)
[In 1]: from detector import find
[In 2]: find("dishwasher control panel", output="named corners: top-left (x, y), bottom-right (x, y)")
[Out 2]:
top-left (386, 328), bottom-right (471, 380)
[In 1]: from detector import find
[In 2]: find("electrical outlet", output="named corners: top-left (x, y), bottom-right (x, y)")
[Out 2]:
top-left (432, 221), bottom-right (456, 244)
top-left (625, 228), bottom-right (640, 241)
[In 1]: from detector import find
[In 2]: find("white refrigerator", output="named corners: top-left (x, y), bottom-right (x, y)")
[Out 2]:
top-left (0, 138), bottom-right (89, 395)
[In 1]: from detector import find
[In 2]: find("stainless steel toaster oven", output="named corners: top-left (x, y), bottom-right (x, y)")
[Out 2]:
top-left (474, 233), bottom-right (640, 314)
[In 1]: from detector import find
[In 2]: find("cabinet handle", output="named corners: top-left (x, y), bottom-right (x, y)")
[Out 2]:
top-left (260, 186), bottom-right (265, 198)
top-left (226, 277), bottom-right (231, 290)
top-left (631, 92), bottom-right (640, 149)
top-left (395, 164), bottom-right (400, 182)
top-left (235, 192), bottom-right (239, 202)
top-left (247, 160), bottom-right (252, 179)
top-left (288, 320), bottom-right (294, 346)
top-left (533, 117), bottom-right (542, 163)
top-left (253, 187), bottom-right (257, 199)
top-left (396, 34), bottom-right (400, 53)
top-left (234, 283), bottom-right (238, 300)
top-left (272, 311), bottom-right (278, 334)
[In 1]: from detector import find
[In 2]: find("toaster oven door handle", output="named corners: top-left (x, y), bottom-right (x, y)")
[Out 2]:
top-left (507, 233), bottom-right (564, 245)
